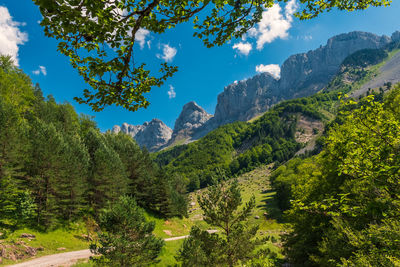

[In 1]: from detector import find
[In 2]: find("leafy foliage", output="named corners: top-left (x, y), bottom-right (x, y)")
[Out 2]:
top-left (33, 0), bottom-right (390, 111)
top-left (273, 86), bottom-right (400, 266)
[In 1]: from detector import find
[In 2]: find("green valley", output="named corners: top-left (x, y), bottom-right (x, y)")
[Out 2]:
top-left (0, 18), bottom-right (400, 266)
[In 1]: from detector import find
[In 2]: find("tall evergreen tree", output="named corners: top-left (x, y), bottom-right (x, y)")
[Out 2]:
top-left (84, 129), bottom-right (128, 212)
top-left (91, 196), bottom-right (164, 266)
top-left (54, 134), bottom-right (89, 221)
top-left (27, 119), bottom-right (66, 227)
top-left (177, 179), bottom-right (260, 267)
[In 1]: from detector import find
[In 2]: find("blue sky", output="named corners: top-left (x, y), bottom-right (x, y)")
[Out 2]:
top-left (0, 0), bottom-right (399, 131)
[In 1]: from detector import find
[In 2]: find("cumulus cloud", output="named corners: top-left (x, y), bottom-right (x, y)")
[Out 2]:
top-left (157, 44), bottom-right (177, 62)
top-left (242, 0), bottom-right (298, 50)
top-left (135, 28), bottom-right (150, 49)
top-left (255, 64), bottom-right (281, 79)
top-left (167, 85), bottom-right (176, 99)
top-left (285, 0), bottom-right (298, 17)
top-left (33, 65), bottom-right (47, 76)
top-left (0, 6), bottom-right (28, 66)
top-left (232, 42), bottom-right (252, 56)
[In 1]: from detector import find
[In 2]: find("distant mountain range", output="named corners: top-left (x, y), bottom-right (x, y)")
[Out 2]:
top-left (112, 30), bottom-right (400, 152)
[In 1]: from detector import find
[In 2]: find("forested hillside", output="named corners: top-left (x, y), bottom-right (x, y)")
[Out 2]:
top-left (154, 91), bottom-right (339, 191)
top-left (0, 55), bottom-right (186, 232)
top-left (1, 40), bottom-right (399, 266)
top-left (155, 45), bottom-right (398, 193)
top-left (271, 85), bottom-right (400, 266)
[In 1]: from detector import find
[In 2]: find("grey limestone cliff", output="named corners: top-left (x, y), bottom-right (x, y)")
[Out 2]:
top-left (213, 73), bottom-right (279, 125)
top-left (112, 30), bottom-right (399, 152)
top-left (164, 101), bottom-right (213, 146)
top-left (173, 101), bottom-right (213, 132)
top-left (112, 119), bottom-right (172, 152)
top-left (212, 31), bottom-right (393, 127)
top-left (392, 31), bottom-right (400, 42)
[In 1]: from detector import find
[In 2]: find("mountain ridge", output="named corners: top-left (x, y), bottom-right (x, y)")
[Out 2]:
top-left (112, 30), bottom-right (400, 151)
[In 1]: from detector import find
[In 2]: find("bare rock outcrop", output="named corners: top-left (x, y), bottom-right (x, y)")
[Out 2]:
top-left (111, 30), bottom-right (399, 152)
top-left (212, 31), bottom-right (392, 128)
top-left (213, 73), bottom-right (279, 125)
top-left (112, 119), bottom-right (172, 152)
top-left (167, 101), bottom-right (213, 145)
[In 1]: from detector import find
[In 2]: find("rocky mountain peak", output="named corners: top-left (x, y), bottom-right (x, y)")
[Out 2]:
top-left (111, 30), bottom-right (400, 152)
top-left (173, 101), bottom-right (212, 133)
top-left (278, 31), bottom-right (392, 97)
top-left (213, 72), bottom-right (279, 125)
top-left (161, 101), bottom-right (213, 147)
top-left (213, 31), bottom-right (393, 127)
top-left (112, 119), bottom-right (172, 152)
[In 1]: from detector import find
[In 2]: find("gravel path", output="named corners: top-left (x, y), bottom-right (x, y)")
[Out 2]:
top-left (7, 249), bottom-right (93, 267)
top-left (6, 230), bottom-right (218, 267)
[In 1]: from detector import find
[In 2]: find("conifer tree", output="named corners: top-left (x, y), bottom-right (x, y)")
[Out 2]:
top-left (84, 129), bottom-right (128, 212)
top-left (177, 179), bottom-right (259, 267)
top-left (91, 196), bottom-right (164, 266)
top-left (27, 119), bottom-right (66, 227)
top-left (54, 134), bottom-right (89, 221)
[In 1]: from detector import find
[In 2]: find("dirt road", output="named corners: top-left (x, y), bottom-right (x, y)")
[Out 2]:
top-left (7, 230), bottom-right (218, 267)
top-left (7, 249), bottom-right (93, 267)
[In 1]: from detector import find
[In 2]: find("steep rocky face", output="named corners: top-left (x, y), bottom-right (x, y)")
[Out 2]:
top-left (213, 73), bottom-right (279, 125)
top-left (166, 101), bottom-right (212, 145)
top-left (173, 101), bottom-right (212, 132)
top-left (212, 31), bottom-right (392, 127)
top-left (112, 123), bottom-right (145, 138)
top-left (112, 30), bottom-right (399, 152)
top-left (278, 31), bottom-right (391, 97)
top-left (112, 119), bottom-right (172, 152)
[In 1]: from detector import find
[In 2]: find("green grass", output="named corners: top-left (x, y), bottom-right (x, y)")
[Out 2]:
top-left (2, 165), bottom-right (285, 266)
top-left (155, 239), bottom-right (184, 266)
top-left (147, 164), bottom-right (286, 266)
top-left (145, 213), bottom-right (194, 239)
top-left (184, 165), bottom-right (285, 258)
top-left (0, 224), bottom-right (90, 266)
top-left (71, 259), bottom-right (94, 267)
top-left (70, 239), bottom-right (184, 267)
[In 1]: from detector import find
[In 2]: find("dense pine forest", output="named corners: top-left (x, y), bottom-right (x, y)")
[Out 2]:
top-left (0, 55), bottom-right (187, 232)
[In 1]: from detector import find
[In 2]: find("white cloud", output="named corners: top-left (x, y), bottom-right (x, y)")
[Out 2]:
top-left (232, 42), bottom-right (252, 56)
top-left (255, 64), bottom-right (281, 79)
top-left (167, 85), bottom-right (176, 99)
top-left (135, 28), bottom-right (150, 49)
top-left (0, 6), bottom-right (28, 66)
top-left (157, 44), bottom-right (177, 62)
top-left (303, 35), bottom-right (312, 41)
top-left (285, 0), bottom-right (298, 17)
top-left (244, 0), bottom-right (297, 50)
top-left (33, 65), bottom-right (47, 76)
